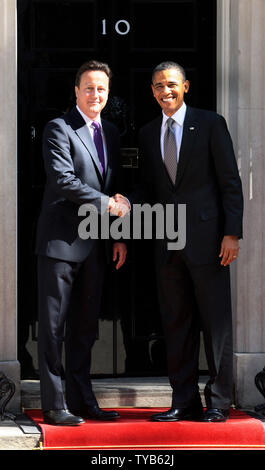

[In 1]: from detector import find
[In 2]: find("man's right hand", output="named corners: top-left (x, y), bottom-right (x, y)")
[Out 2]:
top-left (108, 195), bottom-right (130, 217)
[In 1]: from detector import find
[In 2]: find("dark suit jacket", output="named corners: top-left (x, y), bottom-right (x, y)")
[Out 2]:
top-left (35, 107), bottom-right (121, 263)
top-left (132, 106), bottom-right (243, 266)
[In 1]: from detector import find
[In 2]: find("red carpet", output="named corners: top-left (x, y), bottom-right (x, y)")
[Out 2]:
top-left (26, 408), bottom-right (265, 450)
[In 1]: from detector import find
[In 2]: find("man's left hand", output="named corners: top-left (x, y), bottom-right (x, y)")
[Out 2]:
top-left (113, 242), bottom-right (127, 270)
top-left (219, 235), bottom-right (239, 266)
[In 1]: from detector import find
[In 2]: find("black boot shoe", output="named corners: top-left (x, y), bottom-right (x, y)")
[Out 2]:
top-left (71, 405), bottom-right (120, 421)
top-left (202, 408), bottom-right (229, 422)
top-left (43, 409), bottom-right (85, 425)
top-left (151, 405), bottom-right (203, 422)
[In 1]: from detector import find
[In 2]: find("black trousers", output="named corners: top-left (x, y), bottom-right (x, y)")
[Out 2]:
top-left (37, 242), bottom-right (106, 412)
top-left (156, 251), bottom-right (233, 410)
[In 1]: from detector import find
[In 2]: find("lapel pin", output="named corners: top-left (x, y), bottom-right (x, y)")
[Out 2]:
top-left (189, 127), bottom-right (195, 131)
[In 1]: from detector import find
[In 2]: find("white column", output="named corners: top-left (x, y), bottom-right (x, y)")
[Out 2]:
top-left (0, 0), bottom-right (20, 412)
top-left (217, 0), bottom-right (265, 408)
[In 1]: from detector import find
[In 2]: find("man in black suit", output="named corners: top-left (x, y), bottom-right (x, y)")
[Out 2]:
top-left (119, 61), bottom-right (243, 422)
top-left (36, 60), bottom-right (129, 425)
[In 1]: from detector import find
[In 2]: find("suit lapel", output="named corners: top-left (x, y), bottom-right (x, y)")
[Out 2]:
top-left (69, 107), bottom-right (104, 184)
top-left (175, 106), bottom-right (198, 187)
top-left (152, 108), bottom-right (199, 190)
top-left (75, 125), bottom-right (104, 183)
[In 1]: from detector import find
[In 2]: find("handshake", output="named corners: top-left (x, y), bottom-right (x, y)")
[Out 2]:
top-left (108, 194), bottom-right (131, 217)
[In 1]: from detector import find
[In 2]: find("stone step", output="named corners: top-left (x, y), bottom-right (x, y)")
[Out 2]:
top-left (5, 376), bottom-right (260, 450)
top-left (21, 376), bottom-right (209, 410)
top-left (0, 414), bottom-right (41, 450)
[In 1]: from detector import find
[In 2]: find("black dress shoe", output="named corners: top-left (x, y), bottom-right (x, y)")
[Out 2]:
top-left (202, 408), bottom-right (229, 422)
top-left (43, 409), bottom-right (85, 425)
top-left (150, 405), bottom-right (203, 422)
top-left (71, 405), bottom-right (120, 421)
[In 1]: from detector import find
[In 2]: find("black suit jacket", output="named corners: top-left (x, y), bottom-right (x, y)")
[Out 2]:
top-left (35, 107), bottom-right (121, 263)
top-left (132, 106), bottom-right (243, 265)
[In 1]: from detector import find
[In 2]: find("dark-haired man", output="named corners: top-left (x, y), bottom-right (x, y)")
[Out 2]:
top-left (36, 60), bottom-right (130, 425)
top-left (122, 61), bottom-right (243, 422)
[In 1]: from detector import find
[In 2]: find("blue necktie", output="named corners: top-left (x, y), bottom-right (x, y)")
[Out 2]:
top-left (92, 121), bottom-right (105, 176)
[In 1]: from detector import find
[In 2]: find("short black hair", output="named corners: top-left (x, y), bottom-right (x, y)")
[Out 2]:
top-left (152, 61), bottom-right (186, 83)
top-left (75, 60), bottom-right (112, 87)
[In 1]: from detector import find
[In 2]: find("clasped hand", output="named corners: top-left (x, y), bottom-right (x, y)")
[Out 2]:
top-left (108, 193), bottom-right (131, 217)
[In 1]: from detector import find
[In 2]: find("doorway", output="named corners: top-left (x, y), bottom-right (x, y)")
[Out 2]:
top-left (17, 0), bottom-right (216, 378)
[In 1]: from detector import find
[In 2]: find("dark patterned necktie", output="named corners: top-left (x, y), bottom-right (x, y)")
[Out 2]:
top-left (163, 117), bottom-right (177, 183)
top-left (92, 121), bottom-right (105, 176)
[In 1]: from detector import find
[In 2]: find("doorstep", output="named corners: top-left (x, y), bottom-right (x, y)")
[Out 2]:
top-left (21, 376), bottom-right (209, 410)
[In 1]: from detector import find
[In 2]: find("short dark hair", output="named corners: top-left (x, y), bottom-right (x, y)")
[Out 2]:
top-left (152, 61), bottom-right (186, 83)
top-left (75, 60), bottom-right (112, 87)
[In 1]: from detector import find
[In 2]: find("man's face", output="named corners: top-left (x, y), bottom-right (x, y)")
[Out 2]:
top-left (151, 69), bottom-right (189, 116)
top-left (75, 70), bottom-right (109, 120)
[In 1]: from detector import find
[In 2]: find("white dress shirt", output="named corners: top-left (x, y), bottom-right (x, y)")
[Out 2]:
top-left (160, 102), bottom-right (187, 162)
top-left (76, 105), bottom-right (108, 169)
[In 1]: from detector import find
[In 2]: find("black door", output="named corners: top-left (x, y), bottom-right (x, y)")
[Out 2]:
top-left (17, 0), bottom-right (216, 378)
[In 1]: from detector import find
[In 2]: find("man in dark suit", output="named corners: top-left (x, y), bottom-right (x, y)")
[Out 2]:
top-left (119, 61), bottom-right (243, 422)
top-left (36, 60), bottom-right (129, 425)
